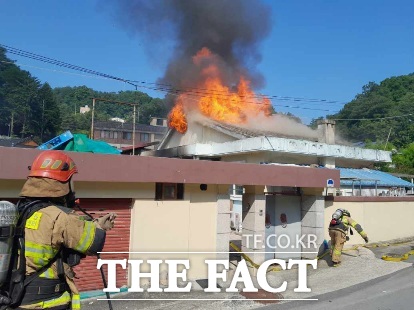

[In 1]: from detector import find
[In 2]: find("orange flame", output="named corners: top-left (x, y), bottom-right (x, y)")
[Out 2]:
top-left (168, 99), bottom-right (188, 133)
top-left (168, 48), bottom-right (271, 133)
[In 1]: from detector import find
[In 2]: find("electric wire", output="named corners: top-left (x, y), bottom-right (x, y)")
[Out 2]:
top-left (1, 43), bottom-right (345, 113)
top-left (0, 60), bottom-right (114, 81)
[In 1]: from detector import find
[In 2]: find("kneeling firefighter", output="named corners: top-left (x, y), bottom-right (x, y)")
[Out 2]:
top-left (328, 208), bottom-right (368, 267)
top-left (0, 150), bottom-right (116, 309)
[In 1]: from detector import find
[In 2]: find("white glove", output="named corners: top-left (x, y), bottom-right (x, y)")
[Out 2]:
top-left (94, 213), bottom-right (117, 231)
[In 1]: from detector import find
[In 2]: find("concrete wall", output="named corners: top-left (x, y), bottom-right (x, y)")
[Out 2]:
top-left (301, 195), bottom-right (325, 258)
top-left (0, 180), bottom-right (25, 197)
top-left (241, 186), bottom-right (266, 269)
top-left (129, 183), bottom-right (223, 281)
top-left (324, 197), bottom-right (414, 245)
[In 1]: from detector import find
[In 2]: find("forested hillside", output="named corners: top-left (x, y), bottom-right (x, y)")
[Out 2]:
top-left (328, 74), bottom-right (414, 148)
top-left (325, 73), bottom-right (414, 174)
top-left (0, 47), bottom-right (60, 141)
top-left (0, 47), bottom-right (168, 142)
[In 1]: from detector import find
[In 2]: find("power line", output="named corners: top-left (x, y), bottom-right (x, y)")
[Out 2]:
top-left (0, 44), bottom-right (138, 88)
top-left (0, 60), bottom-right (114, 81)
top-left (1, 43), bottom-right (343, 113)
top-left (332, 113), bottom-right (413, 121)
top-left (126, 79), bottom-right (347, 105)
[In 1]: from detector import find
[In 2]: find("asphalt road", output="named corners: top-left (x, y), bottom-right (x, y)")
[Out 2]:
top-left (261, 265), bottom-right (414, 310)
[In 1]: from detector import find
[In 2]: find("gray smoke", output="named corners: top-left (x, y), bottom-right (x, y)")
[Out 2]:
top-left (107, 0), bottom-right (272, 90)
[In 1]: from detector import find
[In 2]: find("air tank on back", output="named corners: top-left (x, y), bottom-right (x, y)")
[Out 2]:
top-left (0, 201), bottom-right (18, 286)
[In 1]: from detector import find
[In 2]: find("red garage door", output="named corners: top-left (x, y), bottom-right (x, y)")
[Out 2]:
top-left (73, 198), bottom-right (132, 292)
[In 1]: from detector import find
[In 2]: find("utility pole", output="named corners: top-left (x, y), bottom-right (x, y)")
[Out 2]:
top-left (384, 127), bottom-right (392, 150)
top-left (133, 85), bottom-right (138, 156)
top-left (132, 105), bottom-right (136, 156)
top-left (91, 98), bottom-right (96, 139)
top-left (40, 100), bottom-right (45, 142)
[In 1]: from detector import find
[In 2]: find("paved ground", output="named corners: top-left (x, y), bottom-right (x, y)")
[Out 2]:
top-left (81, 240), bottom-right (414, 310)
top-left (264, 266), bottom-right (414, 310)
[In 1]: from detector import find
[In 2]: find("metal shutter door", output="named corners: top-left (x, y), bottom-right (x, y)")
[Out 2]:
top-left (73, 198), bottom-right (131, 292)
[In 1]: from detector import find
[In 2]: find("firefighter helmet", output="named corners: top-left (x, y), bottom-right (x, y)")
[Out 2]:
top-left (29, 150), bottom-right (78, 182)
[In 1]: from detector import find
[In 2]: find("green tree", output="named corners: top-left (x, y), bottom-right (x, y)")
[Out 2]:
top-left (31, 83), bottom-right (61, 142)
top-left (393, 143), bottom-right (414, 175)
top-left (331, 73), bottom-right (414, 148)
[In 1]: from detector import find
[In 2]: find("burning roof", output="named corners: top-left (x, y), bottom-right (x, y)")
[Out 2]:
top-left (168, 48), bottom-right (272, 134)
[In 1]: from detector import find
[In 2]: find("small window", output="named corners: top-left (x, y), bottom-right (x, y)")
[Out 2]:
top-left (140, 133), bottom-right (150, 142)
top-left (100, 131), bottom-right (105, 138)
top-left (156, 118), bottom-right (164, 126)
top-left (156, 183), bottom-right (184, 200)
top-left (123, 132), bottom-right (132, 140)
top-left (113, 131), bottom-right (118, 139)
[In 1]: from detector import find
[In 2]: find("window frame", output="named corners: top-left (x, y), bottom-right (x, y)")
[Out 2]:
top-left (155, 183), bottom-right (184, 200)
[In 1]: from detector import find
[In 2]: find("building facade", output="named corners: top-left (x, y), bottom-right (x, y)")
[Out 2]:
top-left (93, 117), bottom-right (167, 149)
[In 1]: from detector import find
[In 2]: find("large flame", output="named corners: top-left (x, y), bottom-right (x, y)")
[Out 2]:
top-left (168, 48), bottom-right (272, 133)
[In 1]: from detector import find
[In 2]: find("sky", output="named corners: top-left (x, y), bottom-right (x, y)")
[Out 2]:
top-left (0, 0), bottom-right (413, 124)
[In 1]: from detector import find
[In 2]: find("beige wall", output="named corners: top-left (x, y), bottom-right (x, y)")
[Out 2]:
top-left (129, 183), bottom-right (220, 281)
top-left (75, 182), bottom-right (155, 199)
top-left (0, 180), bottom-right (25, 198)
top-left (325, 199), bottom-right (414, 244)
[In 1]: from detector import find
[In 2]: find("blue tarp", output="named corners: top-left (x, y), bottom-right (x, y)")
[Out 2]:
top-left (338, 168), bottom-right (414, 188)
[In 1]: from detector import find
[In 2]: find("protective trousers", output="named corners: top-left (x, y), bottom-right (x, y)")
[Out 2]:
top-left (329, 229), bottom-right (347, 264)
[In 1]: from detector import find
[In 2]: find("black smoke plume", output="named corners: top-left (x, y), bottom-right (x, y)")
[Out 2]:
top-left (108, 0), bottom-right (272, 91)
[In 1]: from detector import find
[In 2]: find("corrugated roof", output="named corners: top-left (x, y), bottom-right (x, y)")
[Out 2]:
top-left (339, 168), bottom-right (414, 188)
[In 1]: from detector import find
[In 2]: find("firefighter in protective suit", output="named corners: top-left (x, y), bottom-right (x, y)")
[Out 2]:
top-left (328, 209), bottom-right (368, 267)
top-left (16, 150), bottom-right (116, 309)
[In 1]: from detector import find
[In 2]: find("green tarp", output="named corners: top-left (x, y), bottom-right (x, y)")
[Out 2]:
top-left (63, 134), bottom-right (121, 155)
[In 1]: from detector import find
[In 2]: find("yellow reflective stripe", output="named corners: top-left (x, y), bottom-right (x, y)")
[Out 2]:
top-left (39, 267), bottom-right (55, 279)
top-left (333, 249), bottom-right (342, 255)
top-left (25, 241), bottom-right (56, 260)
top-left (51, 160), bottom-right (63, 170)
top-left (43, 292), bottom-right (71, 308)
top-left (350, 221), bottom-right (358, 228)
top-left (72, 294), bottom-right (81, 310)
top-left (32, 257), bottom-right (46, 268)
top-left (74, 221), bottom-right (96, 253)
top-left (28, 291), bottom-right (71, 309)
